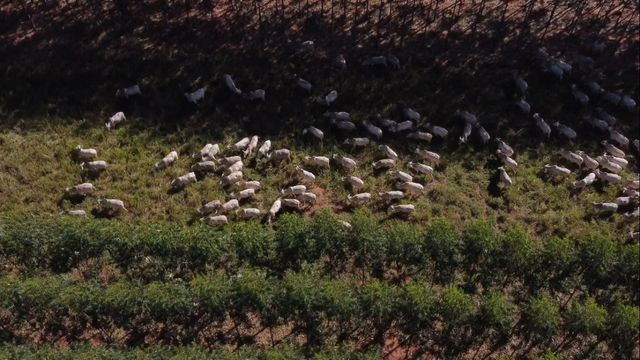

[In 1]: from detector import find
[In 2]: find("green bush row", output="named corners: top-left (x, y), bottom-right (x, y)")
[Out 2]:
top-left (1, 269), bottom-right (638, 357)
top-left (0, 343), bottom-right (380, 360)
top-left (0, 211), bottom-right (637, 300)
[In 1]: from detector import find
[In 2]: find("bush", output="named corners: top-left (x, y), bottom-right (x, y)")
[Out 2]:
top-left (424, 219), bottom-right (461, 283)
top-left (564, 297), bottom-right (606, 338)
top-left (440, 286), bottom-right (475, 329)
top-left (523, 294), bottom-right (560, 341)
top-left (479, 292), bottom-right (514, 336)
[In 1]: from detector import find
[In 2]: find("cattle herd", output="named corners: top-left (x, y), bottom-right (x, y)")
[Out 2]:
top-left (62, 42), bottom-right (639, 239)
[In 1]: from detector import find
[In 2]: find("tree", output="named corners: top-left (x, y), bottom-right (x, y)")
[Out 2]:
top-left (424, 219), bottom-right (461, 283)
top-left (495, 228), bottom-right (534, 288)
top-left (439, 286), bottom-right (475, 351)
top-left (479, 292), bottom-right (514, 338)
top-left (461, 220), bottom-right (499, 289)
top-left (607, 303), bottom-right (640, 357)
top-left (564, 298), bottom-right (606, 339)
top-left (398, 281), bottom-right (437, 334)
top-left (274, 213), bottom-right (312, 271)
top-left (523, 295), bottom-right (560, 344)
top-left (577, 234), bottom-right (617, 292)
top-left (351, 209), bottom-right (387, 279)
top-left (529, 237), bottom-right (578, 295)
top-left (359, 279), bottom-right (397, 344)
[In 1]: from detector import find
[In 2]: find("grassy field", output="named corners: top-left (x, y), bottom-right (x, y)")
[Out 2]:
top-left (0, 106), bottom-right (636, 241)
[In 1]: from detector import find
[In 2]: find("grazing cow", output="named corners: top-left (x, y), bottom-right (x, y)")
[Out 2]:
top-left (372, 159), bottom-right (396, 170)
top-left (220, 171), bottom-right (243, 186)
top-left (498, 167), bottom-right (512, 186)
top-left (343, 175), bottom-right (365, 190)
top-left (202, 215), bottom-right (228, 226)
top-left (237, 208), bottom-right (261, 220)
top-left (343, 137), bottom-right (370, 147)
top-left (257, 140), bottom-right (272, 160)
top-left (223, 74), bottom-right (242, 95)
top-left (171, 172), bottom-right (197, 190)
top-left (106, 112), bottom-right (126, 130)
top-left (533, 113), bottom-right (551, 138)
top-left (233, 137), bottom-right (251, 152)
top-left (396, 181), bottom-right (424, 194)
top-left (573, 172), bottom-right (596, 190)
top-left (595, 169), bottom-right (621, 184)
top-left (73, 146), bottom-right (97, 161)
top-left (243, 136), bottom-right (259, 158)
top-left (347, 192), bottom-right (372, 206)
top-left (116, 84), bottom-right (141, 98)
top-left (154, 151), bottom-right (178, 171)
top-left (267, 198), bottom-right (282, 224)
top-left (296, 166), bottom-right (316, 183)
top-left (408, 161), bottom-right (434, 175)
top-left (193, 143), bottom-right (220, 161)
top-left (390, 170), bottom-right (413, 183)
top-left (198, 200), bottom-right (222, 215)
top-left (282, 185), bottom-right (307, 196)
top-left (415, 148), bottom-right (440, 164)
top-left (306, 156), bottom-right (330, 169)
top-left (389, 204), bottom-right (415, 215)
top-left (378, 191), bottom-right (404, 201)
top-left (184, 88), bottom-right (205, 104)
top-left (407, 131), bottom-right (433, 142)
top-left (219, 199), bottom-right (240, 213)
top-left (333, 154), bottom-right (357, 170)
top-left (65, 183), bottom-right (95, 197)
top-left (81, 160), bottom-right (107, 172)
top-left (99, 198), bottom-right (127, 213)
top-left (496, 138), bottom-right (514, 157)
top-left (191, 161), bottom-right (216, 173)
top-left (593, 202), bottom-right (618, 215)
top-left (230, 188), bottom-right (256, 200)
top-left (543, 164), bottom-right (571, 180)
top-left (379, 145), bottom-right (399, 160)
top-left (303, 126), bottom-right (324, 141)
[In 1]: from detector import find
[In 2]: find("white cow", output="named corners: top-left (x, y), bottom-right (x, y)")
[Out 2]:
top-left (389, 204), bottom-right (415, 215)
top-left (372, 159), bottom-right (396, 170)
top-left (220, 171), bottom-right (243, 186)
top-left (306, 156), bottom-right (330, 169)
top-left (573, 172), bottom-right (596, 190)
top-left (171, 172), bottom-right (197, 190)
top-left (191, 161), bottom-right (216, 173)
top-left (296, 166), bottom-right (316, 183)
top-left (81, 160), bottom-right (107, 172)
top-left (116, 84), bottom-right (141, 98)
top-left (333, 154), bottom-right (357, 170)
top-left (379, 145), bottom-right (399, 160)
top-left (73, 146), bottom-right (97, 161)
top-left (185, 88), bottom-right (205, 104)
top-left (344, 175), bottom-right (365, 190)
top-left (237, 208), bottom-right (261, 220)
top-left (65, 183), bottom-right (95, 197)
top-left (544, 164), bottom-right (571, 180)
top-left (347, 192), bottom-right (371, 206)
top-left (415, 148), bottom-right (440, 164)
top-left (106, 112), bottom-right (126, 130)
top-left (202, 215), bottom-right (228, 226)
top-left (408, 161), bottom-right (434, 175)
top-left (198, 200), bottom-right (222, 215)
top-left (390, 170), bottom-right (413, 183)
top-left (154, 151), bottom-right (178, 171)
top-left (193, 143), bottom-right (219, 161)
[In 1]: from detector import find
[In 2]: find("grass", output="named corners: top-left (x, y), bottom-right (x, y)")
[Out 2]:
top-left (0, 114), bottom-right (636, 241)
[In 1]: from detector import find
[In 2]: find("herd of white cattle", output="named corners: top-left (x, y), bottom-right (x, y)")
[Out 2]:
top-left (63, 44), bottom-right (639, 238)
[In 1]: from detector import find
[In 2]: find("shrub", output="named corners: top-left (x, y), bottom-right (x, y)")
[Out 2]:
top-left (523, 294), bottom-right (560, 341)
